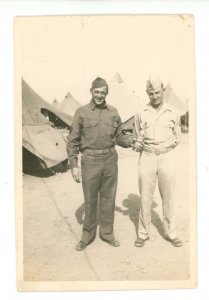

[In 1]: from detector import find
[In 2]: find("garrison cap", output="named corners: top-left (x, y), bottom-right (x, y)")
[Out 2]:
top-left (146, 76), bottom-right (164, 92)
top-left (91, 77), bottom-right (108, 89)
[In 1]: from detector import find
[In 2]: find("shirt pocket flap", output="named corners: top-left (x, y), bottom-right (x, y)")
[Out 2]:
top-left (162, 120), bottom-right (175, 128)
top-left (83, 119), bottom-right (97, 127)
top-left (105, 120), bottom-right (118, 128)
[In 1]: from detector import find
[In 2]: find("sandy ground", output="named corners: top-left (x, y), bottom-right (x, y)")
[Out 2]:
top-left (23, 134), bottom-right (189, 281)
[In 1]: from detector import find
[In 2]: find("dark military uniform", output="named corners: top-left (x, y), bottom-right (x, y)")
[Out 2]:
top-left (67, 100), bottom-right (131, 243)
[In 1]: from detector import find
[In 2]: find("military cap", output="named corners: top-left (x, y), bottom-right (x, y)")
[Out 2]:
top-left (146, 75), bottom-right (164, 91)
top-left (91, 77), bottom-right (108, 89)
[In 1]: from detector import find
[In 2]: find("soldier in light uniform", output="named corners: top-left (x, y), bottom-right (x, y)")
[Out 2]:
top-left (67, 77), bottom-right (132, 251)
top-left (133, 76), bottom-right (183, 247)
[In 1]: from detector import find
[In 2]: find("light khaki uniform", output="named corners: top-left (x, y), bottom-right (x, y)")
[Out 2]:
top-left (134, 102), bottom-right (179, 240)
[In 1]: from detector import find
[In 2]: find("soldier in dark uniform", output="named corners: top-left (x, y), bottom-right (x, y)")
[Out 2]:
top-left (66, 77), bottom-right (132, 251)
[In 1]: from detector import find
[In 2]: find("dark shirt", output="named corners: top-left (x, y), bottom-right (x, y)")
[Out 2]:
top-left (66, 100), bottom-right (131, 168)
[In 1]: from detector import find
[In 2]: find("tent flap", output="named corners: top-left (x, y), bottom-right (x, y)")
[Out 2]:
top-left (22, 79), bottom-right (69, 170)
top-left (23, 125), bottom-right (68, 168)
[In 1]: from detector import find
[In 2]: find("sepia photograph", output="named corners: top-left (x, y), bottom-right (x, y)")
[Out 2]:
top-left (15, 15), bottom-right (196, 291)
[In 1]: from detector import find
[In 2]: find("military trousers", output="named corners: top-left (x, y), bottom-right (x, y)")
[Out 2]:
top-left (138, 149), bottom-right (177, 240)
top-left (80, 149), bottom-right (118, 243)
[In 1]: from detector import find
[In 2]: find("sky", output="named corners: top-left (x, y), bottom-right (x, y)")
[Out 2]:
top-left (16, 15), bottom-right (195, 105)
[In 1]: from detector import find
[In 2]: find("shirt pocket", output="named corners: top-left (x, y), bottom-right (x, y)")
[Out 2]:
top-left (161, 120), bottom-right (175, 130)
top-left (82, 119), bottom-right (98, 139)
top-left (165, 120), bottom-right (175, 127)
top-left (105, 120), bottom-right (118, 137)
top-left (159, 120), bottom-right (175, 138)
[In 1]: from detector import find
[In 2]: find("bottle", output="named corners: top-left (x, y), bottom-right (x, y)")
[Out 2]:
top-left (132, 130), bottom-right (145, 152)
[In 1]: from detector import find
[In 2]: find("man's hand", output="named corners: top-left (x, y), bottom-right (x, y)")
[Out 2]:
top-left (132, 138), bottom-right (144, 152)
top-left (71, 167), bottom-right (81, 183)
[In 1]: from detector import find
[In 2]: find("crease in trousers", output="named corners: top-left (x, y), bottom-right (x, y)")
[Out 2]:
top-left (81, 150), bottom-right (118, 243)
top-left (138, 149), bottom-right (177, 240)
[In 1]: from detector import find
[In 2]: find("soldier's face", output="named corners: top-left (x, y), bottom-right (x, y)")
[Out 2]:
top-left (91, 86), bottom-right (108, 106)
top-left (147, 86), bottom-right (164, 108)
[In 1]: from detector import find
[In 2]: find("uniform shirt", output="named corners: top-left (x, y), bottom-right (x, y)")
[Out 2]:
top-left (67, 100), bottom-right (131, 168)
top-left (134, 102), bottom-right (179, 150)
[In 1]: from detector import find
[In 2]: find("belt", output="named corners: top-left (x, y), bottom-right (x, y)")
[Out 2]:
top-left (143, 143), bottom-right (178, 155)
top-left (83, 147), bottom-right (115, 154)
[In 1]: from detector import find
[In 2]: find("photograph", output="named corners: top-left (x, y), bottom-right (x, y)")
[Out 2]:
top-left (15, 15), bottom-right (196, 291)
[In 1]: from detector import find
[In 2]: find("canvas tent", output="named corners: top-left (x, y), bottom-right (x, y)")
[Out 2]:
top-left (107, 73), bottom-right (144, 122)
top-left (58, 91), bottom-right (81, 116)
top-left (52, 98), bottom-right (59, 108)
top-left (22, 80), bottom-right (73, 128)
top-left (22, 79), bottom-right (72, 170)
top-left (164, 83), bottom-right (187, 116)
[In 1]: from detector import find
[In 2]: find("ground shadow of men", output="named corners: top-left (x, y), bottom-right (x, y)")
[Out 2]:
top-left (74, 202), bottom-right (100, 226)
top-left (115, 193), bottom-right (140, 236)
top-left (116, 194), bottom-right (165, 238)
top-left (75, 203), bottom-right (85, 224)
top-left (75, 195), bottom-right (165, 238)
top-left (75, 194), bottom-right (140, 230)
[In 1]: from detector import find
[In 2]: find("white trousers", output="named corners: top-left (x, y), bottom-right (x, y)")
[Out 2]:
top-left (138, 149), bottom-right (177, 240)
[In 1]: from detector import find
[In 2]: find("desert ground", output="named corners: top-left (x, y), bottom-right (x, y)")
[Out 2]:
top-left (23, 133), bottom-right (189, 281)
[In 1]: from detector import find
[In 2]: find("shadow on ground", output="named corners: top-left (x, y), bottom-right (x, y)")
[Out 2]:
top-left (75, 194), bottom-right (165, 240)
top-left (116, 195), bottom-right (165, 238)
top-left (116, 193), bottom-right (140, 237)
top-left (75, 203), bottom-right (85, 224)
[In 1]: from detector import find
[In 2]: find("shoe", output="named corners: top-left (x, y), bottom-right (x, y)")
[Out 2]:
top-left (165, 236), bottom-right (183, 247)
top-left (134, 237), bottom-right (149, 247)
top-left (75, 240), bottom-right (88, 251)
top-left (108, 238), bottom-right (120, 247)
top-left (76, 234), bottom-right (96, 251)
top-left (102, 238), bottom-right (120, 247)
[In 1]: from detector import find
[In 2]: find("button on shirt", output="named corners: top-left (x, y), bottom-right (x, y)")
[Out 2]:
top-left (134, 102), bottom-right (179, 150)
top-left (67, 100), bottom-right (131, 168)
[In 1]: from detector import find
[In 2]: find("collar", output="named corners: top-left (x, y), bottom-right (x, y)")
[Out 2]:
top-left (89, 99), bottom-right (112, 111)
top-left (143, 102), bottom-right (172, 113)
